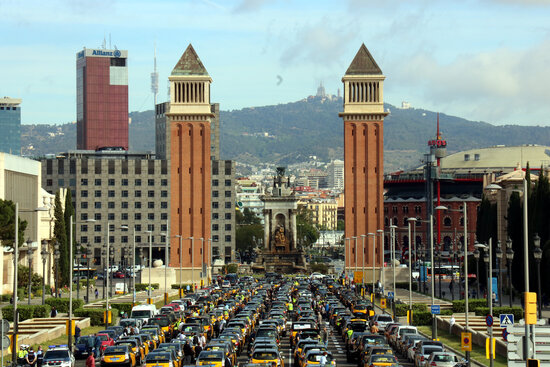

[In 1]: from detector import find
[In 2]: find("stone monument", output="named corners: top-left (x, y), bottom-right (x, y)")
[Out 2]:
top-left (252, 167), bottom-right (307, 273)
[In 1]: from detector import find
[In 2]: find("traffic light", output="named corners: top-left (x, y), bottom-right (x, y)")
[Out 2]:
top-left (527, 359), bottom-right (540, 367)
top-left (525, 292), bottom-right (537, 325)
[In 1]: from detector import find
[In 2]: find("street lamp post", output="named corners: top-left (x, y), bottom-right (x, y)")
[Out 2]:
top-left (352, 236), bottom-right (357, 289)
top-left (175, 235), bottom-right (183, 297)
top-left (389, 225), bottom-right (397, 317)
top-left (378, 229), bottom-right (384, 294)
top-left (506, 238), bottom-right (514, 308)
top-left (534, 234), bottom-right (542, 319)
top-left (477, 241), bottom-right (493, 367)
top-left (360, 235), bottom-right (366, 293)
top-left (200, 237), bottom-right (204, 288)
top-left (495, 244), bottom-right (503, 307)
top-left (189, 237), bottom-right (195, 291)
top-left (146, 231), bottom-right (153, 303)
top-left (75, 246), bottom-right (81, 301)
top-left (54, 242), bottom-right (60, 297)
top-left (40, 241), bottom-right (48, 305)
top-left (437, 249), bottom-right (442, 299)
top-left (429, 214), bottom-right (436, 340)
top-left (86, 243), bottom-right (91, 303)
top-left (474, 248), bottom-right (480, 298)
top-left (26, 240), bottom-right (35, 305)
top-left (368, 233), bottom-right (375, 295)
top-left (407, 219), bottom-right (416, 323)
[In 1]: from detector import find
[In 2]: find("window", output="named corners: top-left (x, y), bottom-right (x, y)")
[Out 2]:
top-left (212, 202), bottom-right (219, 209)
top-left (109, 236), bottom-right (114, 244)
top-left (81, 213), bottom-right (88, 220)
top-left (135, 202), bottom-right (142, 209)
top-left (460, 217), bottom-right (464, 226)
top-left (147, 224), bottom-right (154, 232)
top-left (148, 160), bottom-right (155, 175)
top-left (94, 225), bottom-right (101, 232)
top-left (135, 179), bottom-right (142, 186)
top-left (80, 236), bottom-right (88, 244)
top-left (108, 202), bottom-right (115, 209)
top-left (58, 179), bottom-right (64, 187)
top-left (403, 217), bottom-right (408, 226)
top-left (225, 202), bottom-right (231, 209)
top-left (464, 154), bottom-right (470, 161)
top-left (213, 224), bottom-right (219, 231)
top-left (444, 217), bottom-right (452, 227)
top-left (94, 213), bottom-right (101, 220)
top-left (122, 179), bottom-right (128, 186)
top-left (225, 191), bottom-right (231, 198)
top-left (148, 213), bottom-right (155, 220)
top-left (135, 190), bottom-right (142, 197)
top-left (46, 160), bottom-right (53, 175)
top-left (94, 190), bottom-right (101, 198)
top-left (122, 190), bottom-right (128, 197)
top-left (121, 236), bottom-right (128, 243)
top-left (148, 179), bottom-right (155, 186)
top-left (213, 191), bottom-right (219, 198)
top-left (474, 154), bottom-right (480, 161)
top-left (58, 160), bottom-right (64, 174)
top-left (81, 178), bottom-right (88, 186)
top-left (385, 217), bottom-right (389, 226)
top-left (148, 202), bottom-right (155, 209)
top-left (213, 235), bottom-right (219, 242)
top-left (108, 213), bottom-right (114, 220)
top-left (122, 160), bottom-right (128, 175)
top-left (121, 213), bottom-right (128, 220)
top-left (402, 206), bottom-right (409, 214)
top-left (108, 190), bottom-right (115, 198)
top-left (69, 178), bottom-right (76, 187)
top-left (225, 213), bottom-right (231, 220)
top-left (148, 190), bottom-right (154, 198)
top-left (161, 224), bottom-right (167, 231)
top-left (212, 213), bottom-right (219, 220)
top-left (135, 213), bottom-right (141, 220)
top-left (94, 202), bottom-right (101, 209)
top-left (81, 225), bottom-right (88, 232)
top-left (225, 161), bottom-right (232, 175)
top-left (135, 236), bottom-right (141, 243)
top-left (225, 235), bottom-right (231, 242)
top-left (225, 179), bottom-right (231, 186)
top-left (161, 179), bottom-right (168, 186)
top-left (121, 201), bottom-right (128, 209)
top-left (161, 213), bottom-right (168, 220)
top-left (135, 224), bottom-right (142, 232)
top-left (94, 179), bottom-right (102, 186)
top-left (161, 190), bottom-right (167, 198)
top-left (225, 224), bottom-right (232, 231)
top-left (70, 160), bottom-right (76, 174)
top-left (81, 202), bottom-right (88, 209)
top-left (161, 202), bottom-right (168, 209)
top-left (81, 160), bottom-right (88, 174)
top-left (81, 190), bottom-right (88, 197)
top-left (392, 206), bottom-right (398, 214)
top-left (213, 180), bottom-right (219, 187)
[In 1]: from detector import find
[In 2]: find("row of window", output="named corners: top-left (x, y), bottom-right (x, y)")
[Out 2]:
top-left (384, 206), bottom-right (422, 214)
top-left (212, 235), bottom-right (232, 243)
top-left (46, 159), bottom-right (168, 175)
top-left (80, 235), bottom-right (163, 244)
top-left (212, 202), bottom-right (232, 209)
top-left (212, 224), bottom-right (232, 231)
top-left (212, 179), bottom-right (232, 187)
top-left (384, 216), bottom-right (465, 227)
top-left (78, 190), bottom-right (167, 199)
top-left (80, 211), bottom-right (168, 221)
top-left (212, 191), bottom-right (232, 198)
top-left (46, 178), bottom-right (168, 187)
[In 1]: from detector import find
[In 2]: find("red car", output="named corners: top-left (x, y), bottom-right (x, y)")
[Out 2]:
top-left (96, 333), bottom-right (115, 352)
top-left (167, 303), bottom-right (182, 312)
top-left (113, 271), bottom-right (125, 278)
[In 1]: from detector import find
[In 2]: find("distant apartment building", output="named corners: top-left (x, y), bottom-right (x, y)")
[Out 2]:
top-left (76, 48), bottom-right (129, 150)
top-left (0, 97), bottom-right (21, 155)
top-left (327, 159), bottom-right (344, 190)
top-left (236, 178), bottom-right (264, 217)
top-left (211, 160), bottom-right (235, 263)
top-left (307, 200), bottom-right (338, 230)
top-left (41, 150), bottom-right (169, 267)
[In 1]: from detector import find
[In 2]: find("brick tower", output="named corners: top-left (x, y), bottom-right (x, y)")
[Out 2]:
top-left (167, 44), bottom-right (213, 286)
top-left (340, 44), bottom-right (387, 277)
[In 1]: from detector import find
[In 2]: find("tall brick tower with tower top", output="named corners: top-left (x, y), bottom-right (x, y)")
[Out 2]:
top-left (167, 44), bottom-right (213, 286)
top-left (340, 44), bottom-right (388, 278)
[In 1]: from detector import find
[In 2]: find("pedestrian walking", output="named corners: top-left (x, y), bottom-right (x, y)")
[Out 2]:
top-left (449, 315), bottom-right (456, 334)
top-left (50, 307), bottom-right (58, 317)
top-left (86, 349), bottom-right (95, 367)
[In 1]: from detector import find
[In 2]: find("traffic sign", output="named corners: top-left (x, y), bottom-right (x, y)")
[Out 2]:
top-left (486, 314), bottom-right (494, 327)
top-left (461, 332), bottom-right (472, 351)
top-left (500, 314), bottom-right (514, 327)
top-left (380, 298), bottom-right (387, 309)
top-left (431, 305), bottom-right (440, 315)
top-left (503, 328), bottom-right (510, 342)
top-left (387, 291), bottom-right (394, 299)
top-left (0, 319), bottom-right (8, 334)
top-left (1, 336), bottom-right (9, 350)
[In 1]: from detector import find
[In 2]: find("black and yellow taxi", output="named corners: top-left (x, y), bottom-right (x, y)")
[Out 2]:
top-left (135, 334), bottom-right (152, 355)
top-left (143, 326), bottom-right (165, 344)
top-left (144, 351), bottom-right (176, 367)
top-left (303, 351), bottom-right (336, 367)
top-left (250, 348), bottom-right (284, 367)
top-left (101, 345), bottom-right (137, 367)
top-left (149, 315), bottom-right (174, 340)
top-left (290, 322), bottom-right (315, 346)
top-left (204, 341), bottom-right (236, 366)
top-left (196, 350), bottom-right (225, 367)
top-left (297, 344), bottom-right (328, 367)
top-left (115, 339), bottom-right (143, 364)
top-left (156, 343), bottom-right (183, 367)
top-left (293, 339), bottom-right (319, 361)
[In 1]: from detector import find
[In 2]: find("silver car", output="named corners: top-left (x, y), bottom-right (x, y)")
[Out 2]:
top-left (425, 352), bottom-right (461, 367)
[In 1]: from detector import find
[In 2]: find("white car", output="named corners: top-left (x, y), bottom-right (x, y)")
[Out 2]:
top-left (43, 345), bottom-right (75, 367)
top-left (426, 352), bottom-right (461, 367)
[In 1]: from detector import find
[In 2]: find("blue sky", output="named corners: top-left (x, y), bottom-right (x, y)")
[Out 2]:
top-left (2, 0), bottom-right (550, 126)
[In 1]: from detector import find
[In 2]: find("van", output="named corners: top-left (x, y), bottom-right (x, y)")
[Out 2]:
top-left (131, 304), bottom-right (158, 320)
top-left (115, 283), bottom-right (128, 294)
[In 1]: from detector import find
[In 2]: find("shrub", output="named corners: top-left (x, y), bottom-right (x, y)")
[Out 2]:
top-left (135, 283), bottom-right (159, 291)
top-left (112, 303), bottom-right (133, 315)
top-left (310, 263), bottom-right (329, 274)
top-left (474, 306), bottom-right (523, 320)
top-left (45, 298), bottom-right (84, 313)
top-left (171, 284), bottom-right (194, 291)
top-left (1, 304), bottom-right (51, 321)
top-left (452, 299), bottom-right (488, 313)
top-left (222, 264), bottom-right (239, 274)
top-left (74, 307), bottom-right (118, 326)
top-left (412, 311), bottom-right (433, 326)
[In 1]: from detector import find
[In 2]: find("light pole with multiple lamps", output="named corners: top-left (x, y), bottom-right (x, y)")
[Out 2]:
top-left (534, 234), bottom-right (542, 319)
top-left (189, 237), bottom-right (195, 290)
top-left (360, 234), bottom-right (366, 292)
top-left (40, 241), bottom-right (48, 305)
top-left (377, 229), bottom-right (384, 293)
top-left (473, 247), bottom-right (480, 298)
top-left (145, 230), bottom-right (153, 303)
top-left (407, 218), bottom-right (417, 321)
top-left (175, 235), bottom-right (183, 297)
top-left (26, 239), bottom-right (35, 305)
top-left (367, 233), bottom-right (375, 295)
top-left (506, 238), bottom-right (514, 308)
top-left (389, 224), bottom-right (397, 317)
top-left (495, 244), bottom-right (503, 307)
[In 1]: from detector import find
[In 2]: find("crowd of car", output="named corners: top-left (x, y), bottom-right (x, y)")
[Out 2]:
top-left (38, 273), bottom-right (468, 367)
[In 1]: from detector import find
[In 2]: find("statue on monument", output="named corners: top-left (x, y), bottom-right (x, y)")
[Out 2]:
top-left (273, 225), bottom-right (289, 252)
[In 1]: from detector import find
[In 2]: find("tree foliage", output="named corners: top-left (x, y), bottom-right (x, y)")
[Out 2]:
top-left (64, 188), bottom-right (76, 254)
top-left (236, 208), bottom-right (263, 252)
top-left (53, 190), bottom-right (68, 286)
top-left (0, 199), bottom-right (27, 248)
top-left (296, 205), bottom-right (319, 248)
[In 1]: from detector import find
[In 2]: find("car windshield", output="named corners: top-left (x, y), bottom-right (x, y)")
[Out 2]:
top-left (76, 337), bottom-right (94, 346)
top-left (146, 354), bottom-right (171, 363)
top-left (434, 354), bottom-right (457, 362)
top-left (44, 350), bottom-right (70, 360)
top-left (150, 318), bottom-right (170, 327)
top-left (363, 335), bottom-right (385, 345)
top-left (199, 353), bottom-right (224, 361)
top-left (400, 328), bottom-right (417, 336)
top-left (256, 329), bottom-right (276, 338)
top-left (308, 354), bottom-right (333, 362)
top-left (377, 316), bottom-right (392, 322)
top-left (131, 310), bottom-right (151, 317)
top-left (424, 346), bottom-right (444, 355)
top-left (119, 320), bottom-right (136, 327)
top-left (372, 355), bottom-right (397, 363)
top-left (104, 347), bottom-right (127, 355)
top-left (253, 351), bottom-right (277, 359)
top-left (97, 335), bottom-right (109, 341)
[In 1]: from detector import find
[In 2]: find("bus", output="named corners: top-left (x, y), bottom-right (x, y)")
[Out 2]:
top-left (73, 266), bottom-right (97, 281)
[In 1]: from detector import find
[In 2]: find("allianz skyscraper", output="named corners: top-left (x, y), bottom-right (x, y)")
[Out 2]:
top-left (0, 97), bottom-right (21, 155)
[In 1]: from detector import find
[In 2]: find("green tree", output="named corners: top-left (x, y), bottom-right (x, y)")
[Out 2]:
top-left (53, 190), bottom-right (69, 286)
top-left (0, 199), bottom-right (27, 248)
top-left (236, 208), bottom-right (263, 252)
top-left (296, 205), bottom-right (319, 248)
top-left (236, 208), bottom-right (261, 225)
top-left (64, 189), bottom-right (76, 254)
top-left (337, 219), bottom-right (345, 231)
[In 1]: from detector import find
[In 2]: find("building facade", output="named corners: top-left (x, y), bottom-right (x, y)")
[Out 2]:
top-left (0, 97), bottom-right (21, 155)
top-left (307, 200), bottom-right (338, 230)
top-left (327, 159), bottom-right (344, 190)
top-left (76, 48), bottom-right (129, 150)
top-left (211, 160), bottom-right (236, 263)
top-left (41, 151), bottom-right (169, 267)
top-left (341, 44), bottom-right (387, 272)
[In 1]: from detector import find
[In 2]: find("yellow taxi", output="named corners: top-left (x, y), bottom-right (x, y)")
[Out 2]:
top-left (251, 349), bottom-right (284, 367)
top-left (196, 350), bottom-right (225, 367)
top-left (115, 340), bottom-right (143, 364)
top-left (144, 351), bottom-right (175, 367)
top-left (303, 351), bottom-right (336, 367)
top-left (365, 354), bottom-right (398, 367)
top-left (101, 345), bottom-right (137, 367)
top-left (142, 328), bottom-right (163, 347)
top-left (204, 342), bottom-right (236, 366)
top-left (149, 316), bottom-right (174, 339)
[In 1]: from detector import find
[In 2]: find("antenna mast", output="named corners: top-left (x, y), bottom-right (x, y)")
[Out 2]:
top-left (151, 43), bottom-right (159, 108)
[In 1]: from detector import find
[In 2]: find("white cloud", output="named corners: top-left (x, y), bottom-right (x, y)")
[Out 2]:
top-left (233, 0), bottom-right (271, 12)
top-left (390, 39), bottom-right (550, 124)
